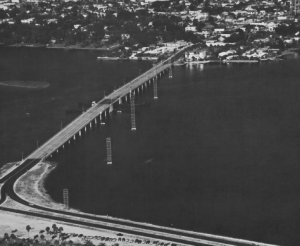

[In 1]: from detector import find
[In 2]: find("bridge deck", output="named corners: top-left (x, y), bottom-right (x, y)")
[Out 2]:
top-left (28, 62), bottom-right (171, 159)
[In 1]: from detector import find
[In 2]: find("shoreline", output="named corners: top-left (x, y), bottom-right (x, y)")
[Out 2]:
top-left (6, 43), bottom-right (122, 51)
top-left (0, 81), bottom-right (50, 89)
top-left (14, 161), bottom-right (68, 211)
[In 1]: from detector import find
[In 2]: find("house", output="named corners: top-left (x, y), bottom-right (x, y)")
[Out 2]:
top-left (185, 50), bottom-right (207, 61)
top-left (214, 27), bottom-right (225, 33)
top-left (185, 26), bottom-right (197, 32)
top-left (21, 18), bottom-right (35, 24)
top-left (267, 22), bottom-right (277, 31)
top-left (121, 33), bottom-right (130, 40)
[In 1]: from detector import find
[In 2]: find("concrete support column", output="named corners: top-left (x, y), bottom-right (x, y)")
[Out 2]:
top-left (119, 97), bottom-right (122, 104)
top-left (109, 104), bottom-right (113, 113)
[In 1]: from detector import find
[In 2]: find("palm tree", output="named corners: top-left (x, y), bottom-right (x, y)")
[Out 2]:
top-left (52, 224), bottom-right (58, 233)
top-left (10, 234), bottom-right (17, 244)
top-left (26, 225), bottom-right (31, 239)
top-left (40, 234), bottom-right (45, 243)
top-left (84, 240), bottom-right (94, 246)
top-left (3, 233), bottom-right (9, 240)
top-left (54, 239), bottom-right (60, 246)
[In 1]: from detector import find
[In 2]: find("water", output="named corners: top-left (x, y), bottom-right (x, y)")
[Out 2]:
top-left (1, 47), bottom-right (300, 245)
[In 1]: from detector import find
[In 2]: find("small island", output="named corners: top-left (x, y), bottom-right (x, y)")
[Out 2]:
top-left (0, 80), bottom-right (50, 89)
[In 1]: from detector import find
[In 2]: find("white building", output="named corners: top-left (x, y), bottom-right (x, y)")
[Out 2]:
top-left (185, 50), bottom-right (206, 61)
top-left (185, 26), bottom-right (197, 32)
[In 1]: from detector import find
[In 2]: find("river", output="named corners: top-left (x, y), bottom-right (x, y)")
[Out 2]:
top-left (1, 47), bottom-right (300, 245)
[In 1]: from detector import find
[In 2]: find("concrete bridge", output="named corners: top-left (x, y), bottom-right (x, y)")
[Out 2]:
top-left (27, 46), bottom-right (188, 160)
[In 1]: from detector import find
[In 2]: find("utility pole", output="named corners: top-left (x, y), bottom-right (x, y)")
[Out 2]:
top-left (153, 77), bottom-right (158, 99)
top-left (106, 137), bottom-right (112, 164)
top-left (63, 189), bottom-right (69, 209)
top-left (130, 92), bottom-right (136, 130)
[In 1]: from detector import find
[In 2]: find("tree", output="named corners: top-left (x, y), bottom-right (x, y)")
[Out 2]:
top-left (54, 239), bottom-right (60, 246)
top-left (196, 22), bottom-right (205, 32)
top-left (10, 233), bottom-right (17, 244)
top-left (40, 234), bottom-right (45, 243)
top-left (52, 224), bottom-right (57, 233)
top-left (26, 225), bottom-right (32, 238)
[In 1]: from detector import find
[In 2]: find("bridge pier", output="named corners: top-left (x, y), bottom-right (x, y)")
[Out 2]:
top-left (85, 126), bottom-right (87, 132)
top-left (154, 77), bottom-right (158, 99)
top-left (109, 104), bottom-right (113, 113)
top-left (90, 122), bottom-right (92, 128)
top-left (100, 112), bottom-right (102, 120)
top-left (95, 118), bottom-right (97, 124)
top-left (79, 130), bottom-right (81, 136)
top-left (169, 67), bottom-right (172, 78)
top-left (74, 135), bottom-right (76, 140)
top-left (119, 97), bottom-right (122, 104)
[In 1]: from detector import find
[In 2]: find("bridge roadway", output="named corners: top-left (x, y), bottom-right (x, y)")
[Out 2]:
top-left (28, 61), bottom-right (171, 160)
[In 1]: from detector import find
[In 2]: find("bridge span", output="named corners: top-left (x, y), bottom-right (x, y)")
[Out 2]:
top-left (27, 47), bottom-right (186, 160)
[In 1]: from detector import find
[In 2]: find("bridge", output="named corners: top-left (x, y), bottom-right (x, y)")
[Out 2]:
top-left (27, 47), bottom-right (186, 160)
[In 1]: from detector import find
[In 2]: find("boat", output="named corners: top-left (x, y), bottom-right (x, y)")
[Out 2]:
top-left (260, 58), bottom-right (269, 62)
top-left (186, 60), bottom-right (210, 64)
top-left (173, 59), bottom-right (186, 66)
top-left (97, 57), bottom-right (120, 60)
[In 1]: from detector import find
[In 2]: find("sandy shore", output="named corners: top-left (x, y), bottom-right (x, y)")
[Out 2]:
top-left (0, 206), bottom-right (158, 246)
top-left (14, 161), bottom-right (69, 211)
